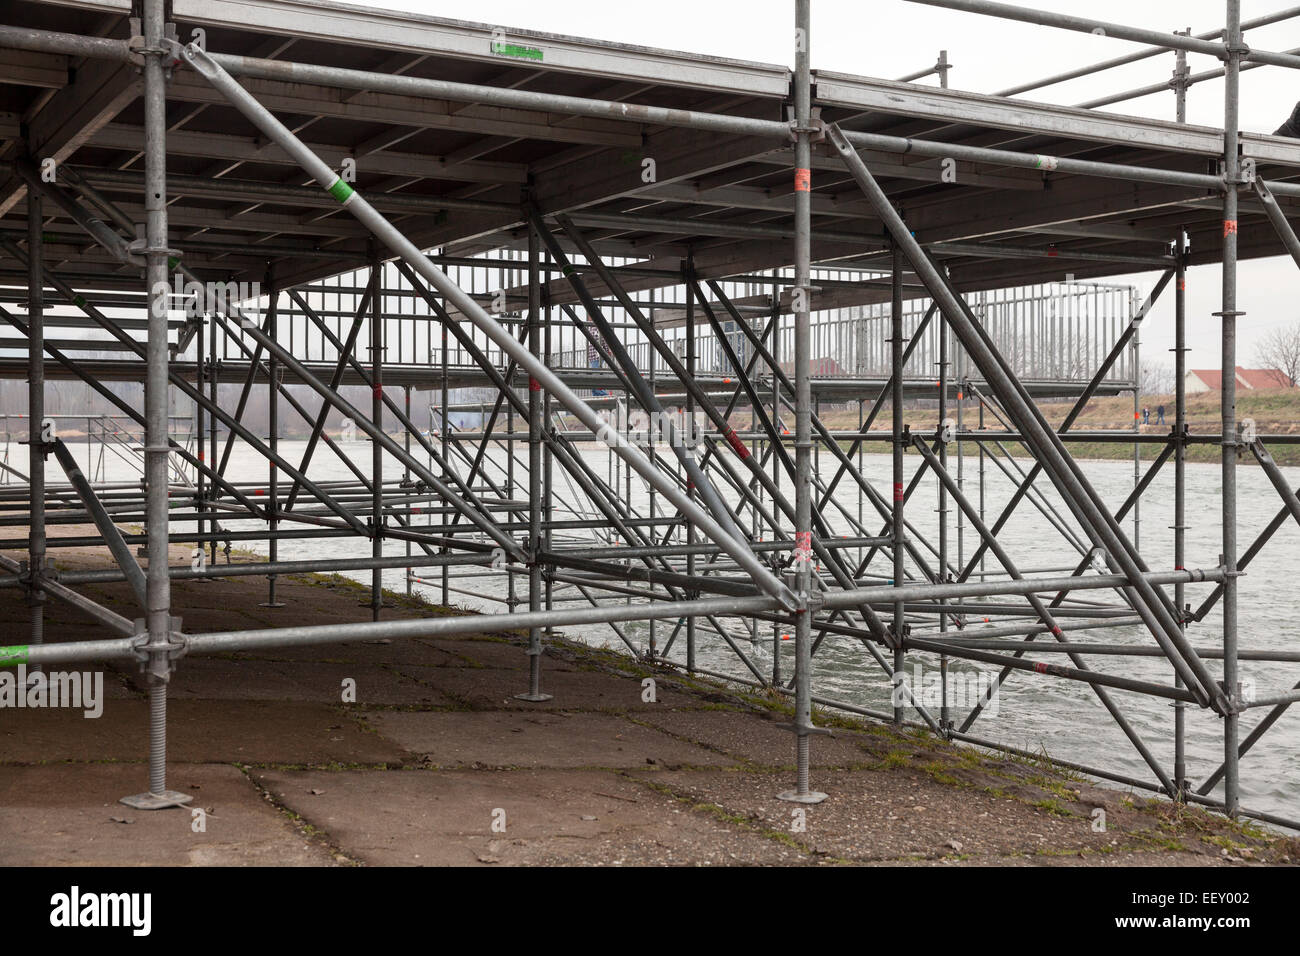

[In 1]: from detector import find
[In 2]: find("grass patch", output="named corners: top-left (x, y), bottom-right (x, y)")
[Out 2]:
top-left (919, 759), bottom-right (960, 786)
top-left (1032, 798), bottom-right (1076, 818)
top-left (880, 750), bottom-right (910, 770)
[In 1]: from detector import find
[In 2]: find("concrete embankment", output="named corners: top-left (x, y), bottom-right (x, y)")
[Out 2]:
top-left (1, 525), bottom-right (1294, 866)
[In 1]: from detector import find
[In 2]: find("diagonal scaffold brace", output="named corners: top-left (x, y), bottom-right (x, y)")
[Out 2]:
top-left (174, 40), bottom-right (797, 613)
top-left (824, 119), bottom-right (1232, 718)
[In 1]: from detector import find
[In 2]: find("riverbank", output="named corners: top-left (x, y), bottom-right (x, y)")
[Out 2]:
top-left (1, 525), bottom-right (1295, 866)
top-left (816, 389), bottom-right (1300, 466)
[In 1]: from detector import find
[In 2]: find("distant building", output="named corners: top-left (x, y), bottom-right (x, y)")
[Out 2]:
top-left (1238, 368), bottom-right (1295, 390)
top-left (1185, 367), bottom-right (1295, 393)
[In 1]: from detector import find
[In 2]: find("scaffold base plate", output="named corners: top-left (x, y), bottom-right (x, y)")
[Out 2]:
top-left (776, 789), bottom-right (828, 804)
top-left (119, 789), bottom-right (194, 811)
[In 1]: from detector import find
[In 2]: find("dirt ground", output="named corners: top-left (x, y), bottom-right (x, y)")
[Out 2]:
top-left (1, 524), bottom-right (1295, 866)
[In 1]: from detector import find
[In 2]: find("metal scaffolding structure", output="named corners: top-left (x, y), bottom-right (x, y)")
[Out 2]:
top-left (2, 0), bottom-right (1300, 827)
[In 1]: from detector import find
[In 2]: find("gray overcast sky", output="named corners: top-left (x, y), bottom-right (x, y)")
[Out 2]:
top-left (330, 0), bottom-right (1300, 374)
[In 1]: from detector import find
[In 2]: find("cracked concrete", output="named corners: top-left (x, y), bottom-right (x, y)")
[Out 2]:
top-left (1, 525), bottom-right (1295, 866)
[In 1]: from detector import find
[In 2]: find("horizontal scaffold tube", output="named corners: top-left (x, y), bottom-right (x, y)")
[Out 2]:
top-left (917, 637), bottom-right (1300, 662)
top-left (0, 594), bottom-right (782, 667)
top-left (193, 49), bottom-right (1253, 191)
top-left (0, 24), bottom-right (132, 60)
top-left (998, 5), bottom-right (1300, 97)
top-left (0, 536), bottom-right (891, 588)
top-left (0, 568), bottom-right (1225, 669)
top-left (821, 567), bottom-right (1224, 611)
top-left (906, 0), bottom-right (1300, 70)
top-left (0, 25), bottom-right (1295, 191)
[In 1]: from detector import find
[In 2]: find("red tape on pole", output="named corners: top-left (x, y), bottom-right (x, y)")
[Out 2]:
top-left (725, 428), bottom-right (750, 458)
top-left (794, 530), bottom-right (813, 569)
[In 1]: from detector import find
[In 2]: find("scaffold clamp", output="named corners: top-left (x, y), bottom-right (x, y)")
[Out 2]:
top-left (785, 106), bottom-right (825, 143)
top-left (131, 616), bottom-right (188, 680)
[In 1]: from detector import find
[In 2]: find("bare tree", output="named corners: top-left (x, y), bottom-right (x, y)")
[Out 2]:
top-left (999, 330), bottom-right (1098, 381)
top-left (1140, 359), bottom-right (1175, 396)
top-left (1254, 322), bottom-right (1300, 387)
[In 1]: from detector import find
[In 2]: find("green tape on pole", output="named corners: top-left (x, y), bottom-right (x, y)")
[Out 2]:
top-left (491, 41), bottom-right (543, 61)
top-left (327, 178), bottom-right (355, 204)
top-left (0, 645), bottom-right (28, 667)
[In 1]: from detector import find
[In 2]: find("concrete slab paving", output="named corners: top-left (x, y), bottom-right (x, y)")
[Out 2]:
top-left (138, 657), bottom-right (453, 707)
top-left (222, 637), bottom-right (462, 668)
top-left (395, 661), bottom-right (699, 711)
top-left (364, 710), bottom-right (739, 769)
top-left (631, 708), bottom-right (883, 768)
top-left (0, 763), bottom-right (335, 866)
top-left (254, 767), bottom-right (809, 865)
top-left (420, 637), bottom-right (581, 671)
top-left (0, 699), bottom-right (407, 766)
top-left (5, 527), bottom-right (1295, 867)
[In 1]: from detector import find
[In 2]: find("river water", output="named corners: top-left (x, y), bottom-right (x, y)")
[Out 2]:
top-left (11, 436), bottom-right (1300, 822)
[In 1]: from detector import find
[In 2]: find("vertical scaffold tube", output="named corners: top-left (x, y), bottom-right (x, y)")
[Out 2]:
top-left (263, 279), bottom-right (285, 609)
top-left (517, 219), bottom-right (551, 702)
top-left (1174, 231), bottom-right (1188, 797)
top-left (371, 252), bottom-right (384, 622)
top-left (1172, 31), bottom-right (1190, 800)
top-left (891, 246), bottom-right (907, 725)
top-left (26, 190), bottom-right (45, 667)
top-left (1220, 0), bottom-right (1244, 817)
top-left (685, 255), bottom-right (697, 675)
top-left (121, 0), bottom-right (191, 811)
top-left (778, 0), bottom-right (827, 805)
